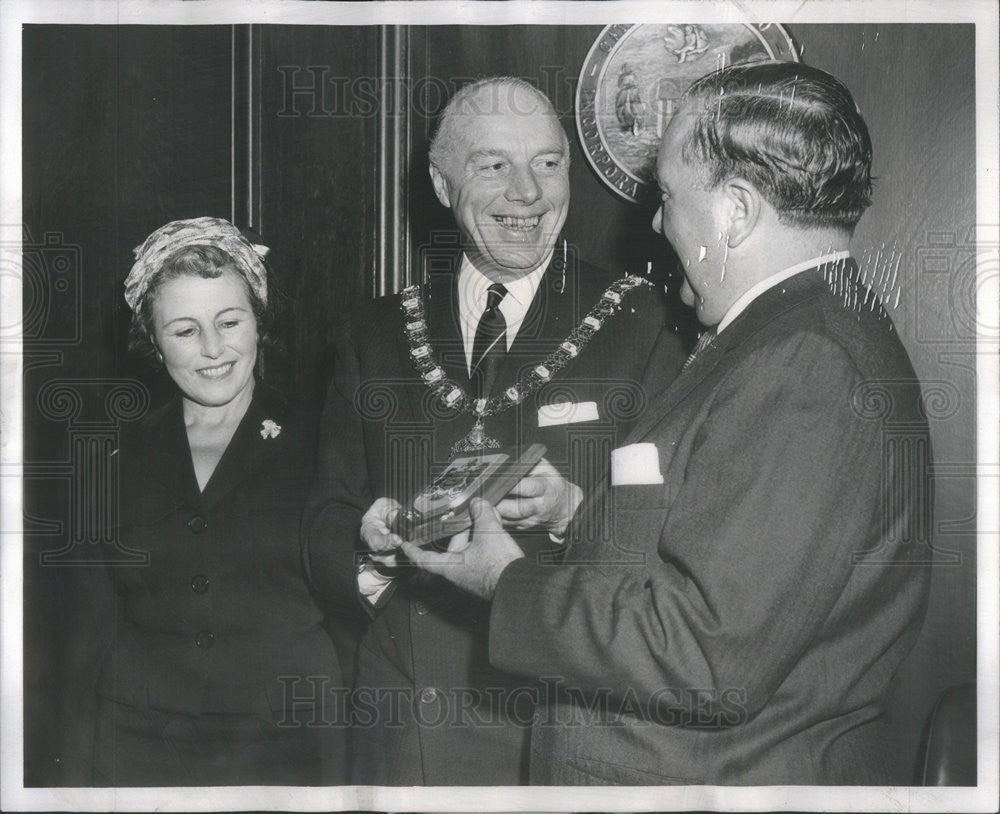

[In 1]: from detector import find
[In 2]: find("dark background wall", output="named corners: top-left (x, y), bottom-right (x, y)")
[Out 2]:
top-left (22, 23), bottom-right (976, 786)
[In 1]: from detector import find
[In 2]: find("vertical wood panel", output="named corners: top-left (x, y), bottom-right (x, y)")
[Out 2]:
top-left (376, 26), bottom-right (412, 296)
top-left (255, 26), bottom-right (379, 402)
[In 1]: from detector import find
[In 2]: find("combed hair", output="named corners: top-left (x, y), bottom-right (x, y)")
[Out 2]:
top-left (681, 61), bottom-right (873, 231)
top-left (428, 76), bottom-right (567, 171)
top-left (128, 244), bottom-right (274, 365)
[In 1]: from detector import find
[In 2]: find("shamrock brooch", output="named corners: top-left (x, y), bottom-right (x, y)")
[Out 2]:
top-left (260, 419), bottom-right (282, 439)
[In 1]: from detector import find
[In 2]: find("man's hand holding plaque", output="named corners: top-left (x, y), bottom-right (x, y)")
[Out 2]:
top-left (400, 458), bottom-right (584, 599)
top-left (494, 457), bottom-right (583, 537)
top-left (360, 497), bottom-right (406, 572)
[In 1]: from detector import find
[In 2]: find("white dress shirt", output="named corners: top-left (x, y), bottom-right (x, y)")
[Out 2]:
top-left (457, 251), bottom-right (552, 372)
top-left (716, 251), bottom-right (850, 335)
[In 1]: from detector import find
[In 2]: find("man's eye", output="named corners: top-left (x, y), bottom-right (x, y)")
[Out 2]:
top-left (478, 161), bottom-right (507, 175)
top-left (534, 157), bottom-right (563, 172)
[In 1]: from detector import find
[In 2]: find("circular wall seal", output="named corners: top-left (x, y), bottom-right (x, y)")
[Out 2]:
top-left (576, 24), bottom-right (799, 204)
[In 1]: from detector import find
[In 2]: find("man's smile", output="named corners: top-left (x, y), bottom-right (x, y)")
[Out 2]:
top-left (493, 214), bottom-right (542, 231)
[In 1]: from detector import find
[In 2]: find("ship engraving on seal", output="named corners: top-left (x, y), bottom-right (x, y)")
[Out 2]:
top-left (576, 24), bottom-right (799, 204)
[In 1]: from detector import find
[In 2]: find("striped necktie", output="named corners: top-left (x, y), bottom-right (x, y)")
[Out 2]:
top-left (682, 327), bottom-right (717, 371)
top-left (471, 283), bottom-right (508, 397)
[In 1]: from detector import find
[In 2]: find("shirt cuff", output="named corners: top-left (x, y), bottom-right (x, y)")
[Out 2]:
top-left (357, 561), bottom-right (395, 605)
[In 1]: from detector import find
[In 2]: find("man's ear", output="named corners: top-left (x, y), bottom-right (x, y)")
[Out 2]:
top-left (721, 178), bottom-right (761, 248)
top-left (429, 164), bottom-right (452, 208)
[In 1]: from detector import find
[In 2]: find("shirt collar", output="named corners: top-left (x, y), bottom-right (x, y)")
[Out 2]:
top-left (716, 251), bottom-right (850, 335)
top-left (457, 251), bottom-right (551, 312)
top-left (457, 251), bottom-right (552, 365)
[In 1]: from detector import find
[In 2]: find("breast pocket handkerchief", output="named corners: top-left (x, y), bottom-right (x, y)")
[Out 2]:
top-left (611, 442), bottom-right (664, 486)
top-left (537, 400), bottom-right (599, 427)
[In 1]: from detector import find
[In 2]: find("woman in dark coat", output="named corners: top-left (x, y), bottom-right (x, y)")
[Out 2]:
top-left (94, 217), bottom-right (344, 785)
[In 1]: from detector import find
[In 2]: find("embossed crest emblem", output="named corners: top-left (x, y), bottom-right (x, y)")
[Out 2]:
top-left (576, 24), bottom-right (799, 204)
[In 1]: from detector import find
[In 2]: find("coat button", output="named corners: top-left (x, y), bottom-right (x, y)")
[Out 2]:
top-left (419, 687), bottom-right (438, 704)
top-left (191, 574), bottom-right (210, 594)
top-left (194, 630), bottom-right (215, 649)
top-left (414, 601), bottom-right (429, 616)
top-left (187, 515), bottom-right (207, 533)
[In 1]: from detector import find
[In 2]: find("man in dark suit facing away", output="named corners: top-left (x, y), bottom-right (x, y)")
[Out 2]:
top-left (403, 61), bottom-right (932, 785)
top-left (304, 76), bottom-right (684, 784)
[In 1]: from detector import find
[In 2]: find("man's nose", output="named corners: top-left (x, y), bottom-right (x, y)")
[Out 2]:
top-left (505, 164), bottom-right (542, 204)
top-left (200, 327), bottom-right (224, 358)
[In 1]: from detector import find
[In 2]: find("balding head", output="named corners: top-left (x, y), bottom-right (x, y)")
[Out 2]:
top-left (429, 78), bottom-right (568, 175)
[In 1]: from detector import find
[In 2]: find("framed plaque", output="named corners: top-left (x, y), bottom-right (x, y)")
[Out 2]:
top-left (576, 24), bottom-right (799, 204)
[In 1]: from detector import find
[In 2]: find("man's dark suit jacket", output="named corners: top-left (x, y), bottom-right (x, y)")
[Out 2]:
top-left (489, 261), bottom-right (933, 785)
top-left (96, 383), bottom-right (345, 784)
top-left (304, 255), bottom-right (684, 785)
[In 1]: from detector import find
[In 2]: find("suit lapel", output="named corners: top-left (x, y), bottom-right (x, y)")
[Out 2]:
top-left (621, 328), bottom-right (729, 446)
top-left (425, 263), bottom-right (469, 388)
top-left (391, 256), bottom-right (595, 449)
top-left (393, 258), bottom-right (469, 425)
top-left (622, 265), bottom-right (837, 446)
top-left (563, 265), bottom-right (841, 554)
top-left (142, 396), bottom-right (202, 509)
top-left (400, 255), bottom-right (567, 412)
top-left (492, 257), bottom-right (572, 394)
top-left (198, 384), bottom-right (289, 511)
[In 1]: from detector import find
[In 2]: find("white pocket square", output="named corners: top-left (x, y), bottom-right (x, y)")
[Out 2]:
top-left (611, 442), bottom-right (664, 486)
top-left (537, 400), bottom-right (599, 427)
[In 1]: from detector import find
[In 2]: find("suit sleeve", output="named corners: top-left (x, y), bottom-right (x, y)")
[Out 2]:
top-left (302, 313), bottom-right (375, 614)
top-left (490, 331), bottom-right (913, 721)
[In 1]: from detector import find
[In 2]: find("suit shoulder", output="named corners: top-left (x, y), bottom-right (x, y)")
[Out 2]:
top-left (811, 288), bottom-right (919, 380)
top-left (333, 292), bottom-right (405, 352)
top-left (623, 279), bottom-right (670, 323)
top-left (743, 293), bottom-right (918, 387)
top-left (346, 292), bottom-right (403, 330)
top-left (573, 260), bottom-right (622, 301)
top-left (123, 397), bottom-right (173, 440)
